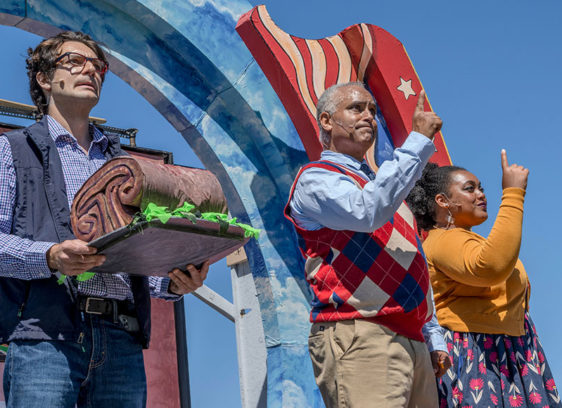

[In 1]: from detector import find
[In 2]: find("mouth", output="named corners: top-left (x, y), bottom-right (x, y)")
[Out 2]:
top-left (77, 82), bottom-right (97, 91)
top-left (356, 124), bottom-right (375, 134)
top-left (477, 202), bottom-right (487, 211)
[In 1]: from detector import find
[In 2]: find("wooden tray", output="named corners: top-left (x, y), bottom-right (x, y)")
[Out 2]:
top-left (87, 217), bottom-right (248, 277)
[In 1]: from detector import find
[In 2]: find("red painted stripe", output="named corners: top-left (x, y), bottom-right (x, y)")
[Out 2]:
top-left (339, 25), bottom-right (365, 79)
top-left (236, 7), bottom-right (322, 159)
top-left (292, 36), bottom-right (318, 106)
top-left (317, 39), bottom-right (340, 89)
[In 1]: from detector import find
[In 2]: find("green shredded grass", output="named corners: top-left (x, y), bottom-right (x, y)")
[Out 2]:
top-left (143, 202), bottom-right (260, 239)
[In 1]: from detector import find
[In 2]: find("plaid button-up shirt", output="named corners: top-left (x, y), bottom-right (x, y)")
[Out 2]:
top-left (0, 116), bottom-right (175, 300)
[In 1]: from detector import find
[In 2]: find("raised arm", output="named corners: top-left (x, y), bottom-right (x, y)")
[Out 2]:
top-left (291, 91), bottom-right (441, 232)
top-left (432, 150), bottom-right (529, 286)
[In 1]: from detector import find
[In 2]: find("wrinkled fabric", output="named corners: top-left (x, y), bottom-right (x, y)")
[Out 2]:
top-left (438, 314), bottom-right (561, 407)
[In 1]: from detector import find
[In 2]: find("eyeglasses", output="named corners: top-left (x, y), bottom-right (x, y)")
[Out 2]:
top-left (54, 52), bottom-right (108, 75)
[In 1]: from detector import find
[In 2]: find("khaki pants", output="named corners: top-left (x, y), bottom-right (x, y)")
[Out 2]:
top-left (308, 320), bottom-right (437, 408)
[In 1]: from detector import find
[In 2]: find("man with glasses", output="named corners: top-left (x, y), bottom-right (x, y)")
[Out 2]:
top-left (0, 31), bottom-right (207, 407)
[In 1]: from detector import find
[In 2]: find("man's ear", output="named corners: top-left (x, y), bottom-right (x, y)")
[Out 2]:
top-left (319, 111), bottom-right (333, 134)
top-left (36, 71), bottom-right (51, 93)
top-left (435, 193), bottom-right (449, 210)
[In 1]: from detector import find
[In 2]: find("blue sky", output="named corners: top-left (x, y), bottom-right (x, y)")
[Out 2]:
top-left (1, 1), bottom-right (562, 406)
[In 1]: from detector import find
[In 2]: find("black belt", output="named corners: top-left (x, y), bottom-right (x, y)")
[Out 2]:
top-left (78, 296), bottom-right (139, 333)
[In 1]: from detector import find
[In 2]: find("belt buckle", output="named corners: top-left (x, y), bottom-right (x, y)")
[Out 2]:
top-left (85, 297), bottom-right (107, 315)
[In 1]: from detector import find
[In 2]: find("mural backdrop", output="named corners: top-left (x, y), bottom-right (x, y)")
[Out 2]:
top-left (0, 1), bottom-right (450, 407)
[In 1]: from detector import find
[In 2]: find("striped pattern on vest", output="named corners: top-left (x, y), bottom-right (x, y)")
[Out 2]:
top-left (285, 160), bottom-right (433, 341)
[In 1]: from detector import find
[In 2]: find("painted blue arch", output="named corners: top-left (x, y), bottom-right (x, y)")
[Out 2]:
top-left (0, 0), bottom-right (323, 406)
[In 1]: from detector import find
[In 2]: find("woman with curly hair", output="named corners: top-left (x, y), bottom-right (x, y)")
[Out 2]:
top-left (406, 150), bottom-right (561, 407)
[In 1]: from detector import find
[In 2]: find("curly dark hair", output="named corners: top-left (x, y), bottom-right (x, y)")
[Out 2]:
top-left (26, 31), bottom-right (108, 117)
top-left (406, 162), bottom-right (466, 230)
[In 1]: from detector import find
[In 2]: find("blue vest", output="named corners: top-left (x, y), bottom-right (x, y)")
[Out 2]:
top-left (0, 118), bottom-right (152, 348)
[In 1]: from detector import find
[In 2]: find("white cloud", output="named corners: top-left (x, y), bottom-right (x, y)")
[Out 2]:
top-left (280, 379), bottom-right (310, 407)
top-left (188, 0), bottom-right (250, 22)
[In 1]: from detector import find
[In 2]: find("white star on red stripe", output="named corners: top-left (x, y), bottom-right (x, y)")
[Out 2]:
top-left (397, 77), bottom-right (416, 100)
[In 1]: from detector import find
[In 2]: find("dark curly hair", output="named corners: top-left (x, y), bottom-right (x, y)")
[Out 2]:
top-left (26, 31), bottom-right (108, 117)
top-left (406, 162), bottom-right (466, 230)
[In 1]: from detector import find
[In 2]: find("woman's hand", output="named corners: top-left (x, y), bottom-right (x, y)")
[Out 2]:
top-left (501, 149), bottom-right (529, 190)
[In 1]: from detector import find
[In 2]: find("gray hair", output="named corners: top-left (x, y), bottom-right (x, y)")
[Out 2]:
top-left (316, 81), bottom-right (366, 148)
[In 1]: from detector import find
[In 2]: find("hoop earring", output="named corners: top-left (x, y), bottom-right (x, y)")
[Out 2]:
top-left (446, 208), bottom-right (455, 229)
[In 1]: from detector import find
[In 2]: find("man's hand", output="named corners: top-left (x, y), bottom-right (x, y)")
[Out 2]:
top-left (168, 261), bottom-right (210, 295)
top-left (501, 149), bottom-right (529, 190)
top-left (412, 90), bottom-right (442, 139)
top-left (431, 350), bottom-right (451, 378)
top-left (46, 239), bottom-right (105, 276)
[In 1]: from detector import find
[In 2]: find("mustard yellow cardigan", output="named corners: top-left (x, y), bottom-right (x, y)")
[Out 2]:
top-left (423, 188), bottom-right (530, 336)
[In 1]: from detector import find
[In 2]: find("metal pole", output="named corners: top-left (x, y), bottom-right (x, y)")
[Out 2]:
top-left (174, 299), bottom-right (191, 408)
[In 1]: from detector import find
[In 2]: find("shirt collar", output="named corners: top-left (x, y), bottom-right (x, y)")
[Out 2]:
top-left (46, 115), bottom-right (108, 152)
top-left (320, 150), bottom-right (370, 171)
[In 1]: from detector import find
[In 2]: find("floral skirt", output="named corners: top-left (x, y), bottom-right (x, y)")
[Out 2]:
top-left (438, 314), bottom-right (561, 407)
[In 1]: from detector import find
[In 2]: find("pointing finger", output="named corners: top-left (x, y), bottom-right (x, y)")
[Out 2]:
top-left (415, 90), bottom-right (425, 113)
top-left (500, 149), bottom-right (509, 170)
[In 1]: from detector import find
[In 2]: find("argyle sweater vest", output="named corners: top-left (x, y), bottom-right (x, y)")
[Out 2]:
top-left (285, 160), bottom-right (433, 341)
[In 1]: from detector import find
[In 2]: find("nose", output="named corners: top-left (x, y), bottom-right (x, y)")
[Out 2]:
top-left (361, 107), bottom-right (374, 121)
top-left (477, 188), bottom-right (486, 200)
top-left (361, 109), bottom-right (377, 134)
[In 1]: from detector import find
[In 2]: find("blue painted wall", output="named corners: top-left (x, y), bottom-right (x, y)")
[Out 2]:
top-left (0, 0), bottom-right (321, 406)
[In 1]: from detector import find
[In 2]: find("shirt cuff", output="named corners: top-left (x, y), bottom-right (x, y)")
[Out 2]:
top-left (422, 314), bottom-right (448, 352)
top-left (425, 330), bottom-right (448, 352)
top-left (150, 276), bottom-right (182, 301)
top-left (26, 241), bottom-right (56, 279)
top-left (402, 131), bottom-right (435, 164)
top-left (502, 187), bottom-right (526, 199)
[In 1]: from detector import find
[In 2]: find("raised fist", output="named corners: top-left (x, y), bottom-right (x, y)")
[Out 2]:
top-left (412, 90), bottom-right (442, 139)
